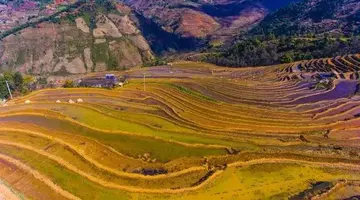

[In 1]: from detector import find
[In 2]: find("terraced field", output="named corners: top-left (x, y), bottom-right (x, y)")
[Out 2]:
top-left (281, 54), bottom-right (360, 80)
top-left (1, 60), bottom-right (360, 199)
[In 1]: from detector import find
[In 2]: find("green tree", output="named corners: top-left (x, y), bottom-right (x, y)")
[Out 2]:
top-left (2, 72), bottom-right (14, 93)
top-left (280, 53), bottom-right (294, 63)
top-left (14, 72), bottom-right (24, 92)
top-left (267, 33), bottom-right (276, 40)
top-left (0, 77), bottom-right (9, 99)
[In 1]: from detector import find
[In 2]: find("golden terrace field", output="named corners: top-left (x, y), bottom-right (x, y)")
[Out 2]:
top-left (1, 60), bottom-right (360, 200)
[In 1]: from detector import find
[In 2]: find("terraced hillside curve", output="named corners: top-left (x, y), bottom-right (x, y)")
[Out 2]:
top-left (0, 61), bottom-right (360, 199)
top-left (279, 54), bottom-right (360, 81)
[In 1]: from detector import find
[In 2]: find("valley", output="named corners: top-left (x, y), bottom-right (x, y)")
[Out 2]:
top-left (0, 0), bottom-right (360, 199)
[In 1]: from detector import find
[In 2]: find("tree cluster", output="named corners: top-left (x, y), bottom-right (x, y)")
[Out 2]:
top-left (0, 72), bottom-right (31, 99)
top-left (204, 35), bottom-right (360, 67)
top-left (143, 57), bottom-right (167, 67)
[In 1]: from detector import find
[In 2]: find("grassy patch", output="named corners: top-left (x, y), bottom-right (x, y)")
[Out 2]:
top-left (91, 42), bottom-right (110, 63)
top-left (82, 12), bottom-right (91, 26)
top-left (15, 50), bottom-right (26, 65)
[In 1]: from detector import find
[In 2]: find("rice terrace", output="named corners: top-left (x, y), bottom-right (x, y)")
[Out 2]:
top-left (0, 55), bottom-right (359, 199)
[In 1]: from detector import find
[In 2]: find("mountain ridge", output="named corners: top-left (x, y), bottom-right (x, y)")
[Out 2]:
top-left (121, 0), bottom-right (299, 43)
top-left (253, 0), bottom-right (360, 36)
top-left (2, 0), bottom-right (359, 74)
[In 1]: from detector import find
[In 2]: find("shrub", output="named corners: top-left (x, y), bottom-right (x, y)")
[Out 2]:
top-left (143, 58), bottom-right (167, 67)
top-left (280, 53), bottom-right (294, 63)
top-left (63, 80), bottom-right (75, 88)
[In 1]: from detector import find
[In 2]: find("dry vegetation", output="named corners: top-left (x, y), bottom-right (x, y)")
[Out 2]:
top-left (0, 59), bottom-right (360, 199)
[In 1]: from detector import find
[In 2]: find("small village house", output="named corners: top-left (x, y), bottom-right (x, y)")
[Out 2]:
top-left (78, 74), bottom-right (120, 88)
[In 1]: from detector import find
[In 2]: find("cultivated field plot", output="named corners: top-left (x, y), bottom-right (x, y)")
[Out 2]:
top-left (1, 60), bottom-right (360, 199)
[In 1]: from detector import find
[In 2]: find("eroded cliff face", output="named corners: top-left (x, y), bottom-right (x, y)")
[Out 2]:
top-left (0, 2), bottom-right (153, 75)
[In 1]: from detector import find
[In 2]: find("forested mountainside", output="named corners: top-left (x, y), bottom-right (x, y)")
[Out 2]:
top-left (204, 0), bottom-right (360, 67)
top-left (253, 0), bottom-right (360, 36)
top-left (0, 1), bottom-right (154, 75)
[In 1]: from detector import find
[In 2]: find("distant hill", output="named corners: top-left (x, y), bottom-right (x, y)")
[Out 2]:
top-left (121, 0), bottom-right (298, 47)
top-left (253, 0), bottom-right (360, 36)
top-left (203, 0), bottom-right (360, 68)
top-left (0, 0), bottom-right (300, 59)
top-left (3, 0), bottom-right (358, 71)
top-left (0, 1), bottom-right (154, 75)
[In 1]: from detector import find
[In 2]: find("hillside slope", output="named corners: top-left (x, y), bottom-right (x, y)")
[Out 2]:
top-left (253, 0), bottom-right (360, 36)
top-left (204, 0), bottom-right (360, 68)
top-left (0, 1), bottom-right (153, 75)
top-left (122, 0), bottom-right (298, 45)
top-left (0, 0), bottom-right (301, 58)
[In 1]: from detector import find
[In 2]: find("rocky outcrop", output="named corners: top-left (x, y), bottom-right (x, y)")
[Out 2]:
top-left (94, 15), bottom-right (122, 38)
top-left (108, 14), bottom-right (138, 35)
top-left (75, 17), bottom-right (90, 33)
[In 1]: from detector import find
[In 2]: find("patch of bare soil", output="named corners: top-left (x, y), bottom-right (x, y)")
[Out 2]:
top-left (83, 48), bottom-right (93, 73)
top-left (31, 49), bottom-right (54, 74)
top-left (108, 14), bottom-right (138, 35)
top-left (93, 28), bottom-right (107, 38)
top-left (67, 57), bottom-right (86, 74)
top-left (95, 39), bottom-right (107, 44)
top-left (95, 15), bottom-right (122, 38)
top-left (219, 7), bottom-right (266, 35)
top-left (53, 57), bottom-right (86, 74)
top-left (128, 35), bottom-right (151, 51)
top-left (109, 40), bottom-right (143, 68)
top-left (75, 17), bottom-right (90, 33)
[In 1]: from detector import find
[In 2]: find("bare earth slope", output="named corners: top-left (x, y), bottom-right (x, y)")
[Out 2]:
top-left (0, 1), bottom-right (153, 75)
